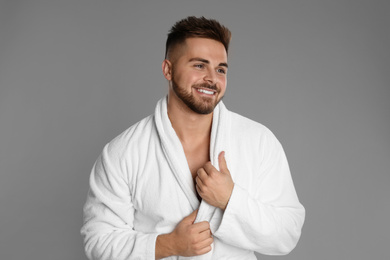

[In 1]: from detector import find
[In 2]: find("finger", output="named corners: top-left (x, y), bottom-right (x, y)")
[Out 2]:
top-left (198, 228), bottom-right (212, 239)
top-left (196, 185), bottom-right (202, 198)
top-left (195, 244), bottom-right (212, 256)
top-left (193, 236), bottom-right (213, 255)
top-left (203, 161), bottom-right (217, 175)
top-left (197, 168), bottom-right (208, 181)
top-left (184, 209), bottom-right (198, 223)
top-left (194, 237), bottom-right (213, 254)
top-left (195, 176), bottom-right (204, 192)
top-left (192, 221), bottom-right (210, 232)
top-left (218, 151), bottom-right (229, 174)
top-left (196, 236), bottom-right (214, 247)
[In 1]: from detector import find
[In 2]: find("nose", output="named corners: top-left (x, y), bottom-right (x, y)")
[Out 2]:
top-left (204, 68), bottom-right (217, 84)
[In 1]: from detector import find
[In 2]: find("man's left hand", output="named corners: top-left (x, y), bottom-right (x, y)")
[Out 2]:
top-left (196, 151), bottom-right (234, 210)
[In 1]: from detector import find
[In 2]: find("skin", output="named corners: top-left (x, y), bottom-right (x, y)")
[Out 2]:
top-left (155, 38), bottom-right (235, 259)
top-left (196, 151), bottom-right (234, 211)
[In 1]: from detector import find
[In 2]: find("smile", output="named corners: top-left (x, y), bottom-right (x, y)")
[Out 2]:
top-left (195, 88), bottom-right (216, 95)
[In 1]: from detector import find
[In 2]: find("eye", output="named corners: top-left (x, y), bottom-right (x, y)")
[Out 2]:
top-left (217, 68), bottom-right (226, 74)
top-left (194, 64), bottom-right (204, 69)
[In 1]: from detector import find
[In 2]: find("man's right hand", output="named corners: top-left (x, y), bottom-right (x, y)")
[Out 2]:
top-left (155, 209), bottom-right (213, 259)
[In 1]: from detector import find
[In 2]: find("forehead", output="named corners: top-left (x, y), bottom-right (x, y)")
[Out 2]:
top-left (177, 38), bottom-right (227, 62)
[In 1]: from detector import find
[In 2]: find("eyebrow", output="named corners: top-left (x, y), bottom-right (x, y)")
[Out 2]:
top-left (189, 57), bottom-right (228, 68)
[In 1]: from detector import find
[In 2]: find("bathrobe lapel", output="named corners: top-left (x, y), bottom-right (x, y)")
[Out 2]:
top-left (154, 96), bottom-right (232, 259)
top-left (194, 96), bottom-right (231, 232)
top-left (154, 97), bottom-right (200, 210)
top-left (154, 96), bottom-right (231, 230)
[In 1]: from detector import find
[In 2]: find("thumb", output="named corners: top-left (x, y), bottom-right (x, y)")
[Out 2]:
top-left (184, 209), bottom-right (198, 224)
top-left (218, 151), bottom-right (229, 174)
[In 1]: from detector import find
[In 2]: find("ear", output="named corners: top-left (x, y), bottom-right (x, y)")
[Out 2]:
top-left (162, 59), bottom-right (172, 81)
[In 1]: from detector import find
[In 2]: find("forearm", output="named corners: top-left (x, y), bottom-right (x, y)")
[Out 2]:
top-left (155, 233), bottom-right (176, 259)
top-left (82, 148), bottom-right (159, 260)
top-left (214, 184), bottom-right (305, 255)
top-left (82, 226), bottom-right (158, 260)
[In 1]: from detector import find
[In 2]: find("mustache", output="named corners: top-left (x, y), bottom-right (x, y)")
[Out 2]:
top-left (194, 83), bottom-right (219, 92)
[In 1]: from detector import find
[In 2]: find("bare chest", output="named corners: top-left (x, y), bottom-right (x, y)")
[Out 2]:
top-left (182, 141), bottom-right (210, 180)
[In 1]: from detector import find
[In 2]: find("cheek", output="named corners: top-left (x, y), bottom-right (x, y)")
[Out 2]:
top-left (219, 78), bottom-right (227, 92)
top-left (176, 71), bottom-right (200, 86)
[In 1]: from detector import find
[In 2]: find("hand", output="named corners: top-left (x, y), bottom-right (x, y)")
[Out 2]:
top-left (155, 209), bottom-right (213, 259)
top-left (196, 151), bottom-right (234, 210)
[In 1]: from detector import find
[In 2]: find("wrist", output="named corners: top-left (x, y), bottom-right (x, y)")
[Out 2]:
top-left (220, 183), bottom-right (234, 211)
top-left (155, 233), bottom-right (176, 259)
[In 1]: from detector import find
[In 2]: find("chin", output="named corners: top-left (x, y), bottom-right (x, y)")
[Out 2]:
top-left (187, 98), bottom-right (220, 115)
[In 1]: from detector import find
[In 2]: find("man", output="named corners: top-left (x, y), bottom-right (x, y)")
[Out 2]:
top-left (81, 16), bottom-right (305, 260)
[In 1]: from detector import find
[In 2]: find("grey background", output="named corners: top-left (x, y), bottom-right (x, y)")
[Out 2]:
top-left (0, 0), bottom-right (389, 259)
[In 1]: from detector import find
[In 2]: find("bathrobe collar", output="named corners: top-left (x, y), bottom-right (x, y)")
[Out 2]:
top-left (154, 96), bottom-right (231, 222)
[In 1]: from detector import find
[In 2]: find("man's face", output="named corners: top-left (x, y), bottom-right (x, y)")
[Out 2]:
top-left (167, 38), bottom-right (228, 115)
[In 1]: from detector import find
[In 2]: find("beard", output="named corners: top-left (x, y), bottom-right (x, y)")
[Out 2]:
top-left (171, 75), bottom-right (223, 115)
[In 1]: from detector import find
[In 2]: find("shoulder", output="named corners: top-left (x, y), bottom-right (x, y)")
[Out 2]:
top-left (228, 111), bottom-right (283, 151)
top-left (228, 111), bottom-right (288, 174)
top-left (229, 111), bottom-right (275, 139)
top-left (104, 114), bottom-right (155, 159)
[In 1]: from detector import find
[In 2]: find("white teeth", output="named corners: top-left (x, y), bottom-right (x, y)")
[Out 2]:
top-left (197, 88), bottom-right (214, 95)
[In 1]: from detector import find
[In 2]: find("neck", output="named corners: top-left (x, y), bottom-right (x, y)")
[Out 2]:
top-left (167, 93), bottom-right (213, 144)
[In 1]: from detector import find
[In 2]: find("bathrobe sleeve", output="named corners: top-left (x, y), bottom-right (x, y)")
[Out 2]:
top-left (214, 129), bottom-right (305, 255)
top-left (81, 143), bottom-right (159, 260)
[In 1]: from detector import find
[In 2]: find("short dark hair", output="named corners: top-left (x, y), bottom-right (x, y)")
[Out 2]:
top-left (165, 16), bottom-right (231, 59)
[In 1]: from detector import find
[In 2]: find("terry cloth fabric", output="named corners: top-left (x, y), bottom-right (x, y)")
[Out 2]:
top-left (81, 96), bottom-right (305, 260)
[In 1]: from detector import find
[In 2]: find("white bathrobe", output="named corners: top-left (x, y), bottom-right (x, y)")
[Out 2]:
top-left (81, 97), bottom-right (305, 260)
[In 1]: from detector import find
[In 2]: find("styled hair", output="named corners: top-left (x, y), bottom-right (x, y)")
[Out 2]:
top-left (165, 16), bottom-right (231, 59)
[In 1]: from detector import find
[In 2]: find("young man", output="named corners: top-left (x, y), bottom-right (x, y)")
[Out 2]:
top-left (81, 17), bottom-right (305, 260)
